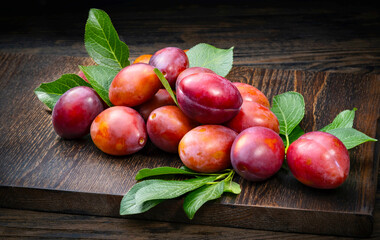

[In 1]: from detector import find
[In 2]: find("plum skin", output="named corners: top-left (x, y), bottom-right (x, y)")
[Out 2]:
top-left (90, 106), bottom-right (147, 156)
top-left (109, 63), bottom-right (161, 107)
top-left (176, 72), bottom-right (243, 124)
top-left (137, 89), bottom-right (176, 121)
top-left (231, 127), bottom-right (285, 181)
top-left (149, 47), bottom-right (189, 88)
top-left (233, 82), bottom-right (270, 108)
top-left (178, 125), bottom-right (237, 173)
top-left (52, 86), bottom-right (104, 139)
top-left (286, 131), bottom-right (350, 189)
top-left (133, 54), bottom-right (152, 64)
top-left (225, 101), bottom-right (280, 133)
top-left (176, 67), bottom-right (215, 89)
top-left (147, 106), bottom-right (196, 153)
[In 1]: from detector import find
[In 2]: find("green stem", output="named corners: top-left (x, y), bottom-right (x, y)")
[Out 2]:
top-left (285, 134), bottom-right (290, 154)
top-left (214, 172), bottom-right (229, 181)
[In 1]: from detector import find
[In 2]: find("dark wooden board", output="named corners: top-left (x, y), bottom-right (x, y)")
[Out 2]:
top-left (0, 53), bottom-right (379, 237)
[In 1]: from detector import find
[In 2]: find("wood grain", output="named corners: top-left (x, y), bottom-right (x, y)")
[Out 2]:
top-left (0, 1), bottom-right (379, 74)
top-left (2, 206), bottom-right (379, 240)
top-left (0, 53), bottom-right (379, 237)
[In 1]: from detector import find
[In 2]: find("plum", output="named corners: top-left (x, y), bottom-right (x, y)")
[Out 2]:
top-left (147, 106), bottom-right (197, 153)
top-left (90, 106), bottom-right (147, 156)
top-left (133, 54), bottom-right (152, 64)
top-left (225, 101), bottom-right (279, 133)
top-left (52, 86), bottom-right (104, 139)
top-left (176, 73), bottom-right (243, 124)
top-left (137, 89), bottom-right (176, 121)
top-left (178, 125), bottom-right (237, 173)
top-left (149, 47), bottom-right (189, 88)
top-left (233, 82), bottom-right (270, 108)
top-left (231, 127), bottom-right (285, 181)
top-left (286, 131), bottom-right (350, 189)
top-left (109, 63), bottom-right (161, 107)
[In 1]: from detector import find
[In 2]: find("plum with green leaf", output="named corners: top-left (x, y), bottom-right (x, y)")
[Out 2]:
top-left (149, 47), bottom-right (189, 88)
top-left (286, 131), bottom-right (350, 189)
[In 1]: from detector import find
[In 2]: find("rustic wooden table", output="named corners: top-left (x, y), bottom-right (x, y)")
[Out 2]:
top-left (0, 1), bottom-right (379, 239)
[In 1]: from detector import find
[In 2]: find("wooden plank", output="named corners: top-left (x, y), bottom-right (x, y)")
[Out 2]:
top-left (5, 207), bottom-right (374, 240)
top-left (0, 53), bottom-right (378, 237)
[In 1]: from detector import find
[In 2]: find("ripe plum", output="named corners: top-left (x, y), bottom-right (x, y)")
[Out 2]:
top-left (109, 63), bottom-right (161, 107)
top-left (137, 89), bottom-right (176, 121)
top-left (231, 127), bottom-right (285, 181)
top-left (147, 106), bottom-right (197, 153)
top-left (178, 125), bottom-right (237, 173)
top-left (52, 86), bottom-right (104, 139)
top-left (90, 106), bottom-right (147, 156)
top-left (286, 131), bottom-right (350, 189)
top-left (233, 82), bottom-right (270, 108)
top-left (149, 47), bottom-right (189, 88)
top-left (225, 101), bottom-right (279, 133)
top-left (176, 73), bottom-right (242, 124)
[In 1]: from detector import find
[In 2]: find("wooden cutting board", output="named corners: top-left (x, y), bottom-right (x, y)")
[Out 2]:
top-left (0, 53), bottom-right (378, 237)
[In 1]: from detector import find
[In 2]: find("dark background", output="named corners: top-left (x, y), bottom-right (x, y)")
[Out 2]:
top-left (1, 0), bottom-right (379, 73)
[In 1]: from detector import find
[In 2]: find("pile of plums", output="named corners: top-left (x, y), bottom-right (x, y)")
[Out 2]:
top-left (51, 47), bottom-right (349, 189)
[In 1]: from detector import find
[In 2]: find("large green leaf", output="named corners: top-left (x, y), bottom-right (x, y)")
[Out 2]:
top-left (271, 92), bottom-right (305, 137)
top-left (183, 181), bottom-right (225, 219)
top-left (327, 128), bottom-right (377, 149)
top-left (134, 176), bottom-right (217, 204)
top-left (186, 43), bottom-right (233, 77)
top-left (120, 180), bottom-right (164, 215)
top-left (320, 108), bottom-right (357, 132)
top-left (85, 8), bottom-right (129, 70)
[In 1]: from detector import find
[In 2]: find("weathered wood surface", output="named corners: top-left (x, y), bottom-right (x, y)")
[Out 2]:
top-left (0, 53), bottom-right (378, 237)
top-left (1, 1), bottom-right (379, 74)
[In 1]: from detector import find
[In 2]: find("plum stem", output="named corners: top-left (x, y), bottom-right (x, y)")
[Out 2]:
top-left (285, 134), bottom-right (290, 154)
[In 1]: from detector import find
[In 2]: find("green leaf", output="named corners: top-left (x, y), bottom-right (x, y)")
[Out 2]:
top-left (281, 125), bottom-right (305, 145)
top-left (85, 8), bottom-right (129, 70)
top-left (327, 128), bottom-right (377, 150)
top-left (271, 92), bottom-right (305, 149)
top-left (186, 43), bottom-right (233, 77)
top-left (134, 176), bottom-right (217, 205)
top-left (34, 74), bottom-right (91, 110)
top-left (120, 180), bottom-right (164, 215)
top-left (320, 108), bottom-right (357, 132)
top-left (223, 180), bottom-right (241, 194)
top-left (135, 167), bottom-right (208, 180)
top-left (183, 181), bottom-right (225, 219)
top-left (79, 65), bottom-right (119, 107)
top-left (154, 68), bottom-right (179, 107)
